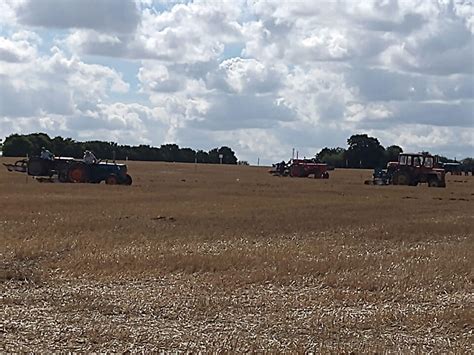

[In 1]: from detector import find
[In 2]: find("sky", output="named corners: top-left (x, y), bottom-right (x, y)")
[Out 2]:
top-left (0, 0), bottom-right (473, 164)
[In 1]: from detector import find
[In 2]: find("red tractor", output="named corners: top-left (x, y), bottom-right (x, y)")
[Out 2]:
top-left (371, 153), bottom-right (446, 187)
top-left (270, 159), bottom-right (330, 179)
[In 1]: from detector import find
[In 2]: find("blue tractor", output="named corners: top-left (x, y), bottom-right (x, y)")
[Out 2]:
top-left (4, 156), bottom-right (133, 185)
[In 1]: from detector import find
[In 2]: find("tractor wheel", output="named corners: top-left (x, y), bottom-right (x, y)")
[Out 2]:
top-left (122, 174), bottom-right (133, 186)
top-left (68, 163), bottom-right (89, 183)
top-left (409, 180), bottom-right (418, 186)
top-left (27, 159), bottom-right (45, 176)
top-left (393, 172), bottom-right (410, 185)
top-left (322, 172), bottom-right (329, 179)
top-left (106, 174), bottom-right (118, 185)
top-left (428, 178), bottom-right (443, 188)
top-left (290, 166), bottom-right (303, 177)
top-left (58, 170), bottom-right (69, 183)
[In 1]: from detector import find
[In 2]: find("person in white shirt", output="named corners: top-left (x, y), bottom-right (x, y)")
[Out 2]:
top-left (40, 147), bottom-right (54, 160)
top-left (83, 150), bottom-right (98, 164)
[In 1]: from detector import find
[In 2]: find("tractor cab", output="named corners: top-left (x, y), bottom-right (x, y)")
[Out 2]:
top-left (398, 153), bottom-right (435, 168)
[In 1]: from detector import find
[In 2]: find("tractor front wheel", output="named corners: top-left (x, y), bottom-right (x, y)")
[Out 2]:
top-left (322, 172), bottom-right (329, 179)
top-left (58, 169), bottom-right (69, 182)
top-left (122, 174), bottom-right (133, 186)
top-left (428, 178), bottom-right (444, 188)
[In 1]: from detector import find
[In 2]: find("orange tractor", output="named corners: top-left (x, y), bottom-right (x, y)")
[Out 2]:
top-left (370, 153), bottom-right (446, 187)
top-left (270, 159), bottom-right (330, 179)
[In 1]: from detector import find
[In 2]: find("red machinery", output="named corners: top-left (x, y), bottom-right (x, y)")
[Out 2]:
top-left (270, 159), bottom-right (330, 179)
top-left (367, 153), bottom-right (446, 187)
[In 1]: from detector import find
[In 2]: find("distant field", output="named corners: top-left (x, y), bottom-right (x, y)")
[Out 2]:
top-left (1, 158), bottom-right (473, 352)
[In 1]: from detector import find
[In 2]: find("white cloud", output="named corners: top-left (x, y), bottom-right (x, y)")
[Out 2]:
top-left (1, 0), bottom-right (473, 163)
top-left (64, 1), bottom-right (244, 63)
top-left (208, 57), bottom-right (285, 94)
top-left (0, 31), bottom-right (39, 62)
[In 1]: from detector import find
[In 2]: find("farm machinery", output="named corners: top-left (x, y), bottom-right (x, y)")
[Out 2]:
top-left (270, 159), bottom-right (330, 179)
top-left (367, 152), bottom-right (446, 188)
top-left (4, 156), bottom-right (133, 185)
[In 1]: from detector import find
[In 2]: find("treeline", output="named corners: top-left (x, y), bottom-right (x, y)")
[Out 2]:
top-left (316, 134), bottom-right (472, 169)
top-left (1, 133), bottom-right (238, 164)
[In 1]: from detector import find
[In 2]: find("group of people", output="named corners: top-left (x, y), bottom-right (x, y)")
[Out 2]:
top-left (40, 147), bottom-right (98, 164)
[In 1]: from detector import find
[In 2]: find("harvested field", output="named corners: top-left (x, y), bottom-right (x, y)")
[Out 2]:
top-left (1, 158), bottom-right (473, 352)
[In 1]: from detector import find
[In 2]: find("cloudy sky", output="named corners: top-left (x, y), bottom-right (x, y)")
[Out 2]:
top-left (0, 0), bottom-right (472, 163)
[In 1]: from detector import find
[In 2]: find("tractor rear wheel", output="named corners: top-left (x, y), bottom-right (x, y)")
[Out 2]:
top-left (68, 163), bottom-right (89, 183)
top-left (428, 178), bottom-right (442, 188)
top-left (27, 159), bottom-right (46, 176)
top-left (106, 174), bottom-right (118, 185)
top-left (393, 172), bottom-right (410, 185)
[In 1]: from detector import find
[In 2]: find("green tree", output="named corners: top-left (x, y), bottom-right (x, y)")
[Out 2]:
top-left (196, 150), bottom-right (209, 163)
top-left (159, 144), bottom-right (180, 162)
top-left (345, 134), bottom-right (385, 168)
top-left (2, 134), bottom-right (34, 156)
top-left (208, 146), bottom-right (237, 164)
top-left (178, 148), bottom-right (197, 163)
top-left (0, 132), bottom-right (240, 163)
top-left (316, 147), bottom-right (346, 168)
top-left (383, 145), bottom-right (403, 165)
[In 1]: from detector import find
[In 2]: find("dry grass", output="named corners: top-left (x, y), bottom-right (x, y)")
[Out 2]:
top-left (1, 158), bottom-right (473, 352)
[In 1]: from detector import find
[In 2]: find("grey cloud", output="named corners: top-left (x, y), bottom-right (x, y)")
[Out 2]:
top-left (76, 36), bottom-right (130, 57)
top-left (393, 101), bottom-right (474, 127)
top-left (148, 79), bottom-right (184, 93)
top-left (347, 68), bottom-right (474, 102)
top-left (357, 13), bottom-right (426, 34)
top-left (68, 114), bottom-right (122, 131)
top-left (355, 101), bottom-right (474, 130)
top-left (393, 20), bottom-right (474, 76)
top-left (190, 94), bottom-right (296, 131)
top-left (0, 76), bottom-right (74, 117)
top-left (0, 48), bottom-right (26, 62)
top-left (17, 0), bottom-right (140, 33)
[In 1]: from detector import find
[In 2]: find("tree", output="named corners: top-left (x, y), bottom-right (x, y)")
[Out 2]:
top-left (218, 146), bottom-right (238, 164)
top-left (2, 134), bottom-right (34, 156)
top-left (345, 134), bottom-right (385, 168)
top-left (0, 132), bottom-right (240, 163)
top-left (461, 157), bottom-right (474, 173)
top-left (209, 146), bottom-right (238, 164)
top-left (384, 145), bottom-right (403, 165)
top-left (316, 147), bottom-right (346, 168)
top-left (159, 144), bottom-right (180, 162)
top-left (178, 148), bottom-right (197, 163)
top-left (196, 150), bottom-right (209, 163)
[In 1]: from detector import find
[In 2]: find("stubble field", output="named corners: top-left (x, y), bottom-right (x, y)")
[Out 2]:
top-left (1, 158), bottom-right (473, 352)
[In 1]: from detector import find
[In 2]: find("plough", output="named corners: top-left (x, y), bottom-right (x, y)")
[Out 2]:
top-left (3, 159), bottom-right (28, 173)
